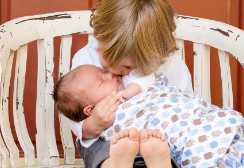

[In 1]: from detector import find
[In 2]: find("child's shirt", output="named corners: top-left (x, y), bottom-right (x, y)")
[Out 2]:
top-left (69, 38), bottom-right (194, 147)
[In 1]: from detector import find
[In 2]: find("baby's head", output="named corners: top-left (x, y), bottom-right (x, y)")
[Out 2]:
top-left (90, 0), bottom-right (177, 75)
top-left (53, 65), bottom-right (124, 122)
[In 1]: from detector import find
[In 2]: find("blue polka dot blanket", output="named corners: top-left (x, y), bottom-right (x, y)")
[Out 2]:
top-left (100, 72), bottom-right (244, 168)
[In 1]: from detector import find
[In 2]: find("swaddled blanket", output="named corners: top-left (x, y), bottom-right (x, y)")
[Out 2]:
top-left (100, 72), bottom-right (244, 168)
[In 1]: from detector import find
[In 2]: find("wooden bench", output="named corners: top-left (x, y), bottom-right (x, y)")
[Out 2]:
top-left (0, 10), bottom-right (243, 167)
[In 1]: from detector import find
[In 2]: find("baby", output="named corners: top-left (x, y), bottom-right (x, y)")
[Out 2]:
top-left (53, 64), bottom-right (155, 122)
top-left (54, 64), bottom-right (244, 168)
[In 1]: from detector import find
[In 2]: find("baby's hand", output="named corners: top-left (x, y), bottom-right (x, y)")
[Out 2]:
top-left (117, 83), bottom-right (141, 103)
top-left (117, 90), bottom-right (132, 103)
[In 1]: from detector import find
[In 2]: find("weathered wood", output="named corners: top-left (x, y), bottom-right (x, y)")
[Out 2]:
top-left (44, 37), bottom-right (59, 166)
top-left (0, 133), bottom-right (9, 168)
top-left (0, 52), bottom-right (19, 167)
top-left (218, 50), bottom-right (233, 108)
top-left (88, 34), bottom-right (94, 43)
top-left (13, 45), bottom-right (35, 166)
top-left (59, 35), bottom-right (75, 164)
top-left (175, 15), bottom-right (244, 66)
top-left (193, 43), bottom-right (211, 103)
top-left (36, 39), bottom-right (50, 166)
top-left (176, 39), bottom-right (185, 61)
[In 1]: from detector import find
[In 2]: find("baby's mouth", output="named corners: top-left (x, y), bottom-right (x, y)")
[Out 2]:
top-left (115, 76), bottom-right (123, 90)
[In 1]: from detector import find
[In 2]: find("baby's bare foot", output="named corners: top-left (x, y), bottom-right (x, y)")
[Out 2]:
top-left (139, 129), bottom-right (171, 168)
top-left (109, 127), bottom-right (140, 168)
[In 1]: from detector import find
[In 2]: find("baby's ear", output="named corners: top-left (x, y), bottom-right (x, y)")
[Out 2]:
top-left (83, 105), bottom-right (94, 116)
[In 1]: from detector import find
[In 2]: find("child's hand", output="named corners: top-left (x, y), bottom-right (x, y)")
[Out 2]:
top-left (87, 91), bottom-right (121, 135)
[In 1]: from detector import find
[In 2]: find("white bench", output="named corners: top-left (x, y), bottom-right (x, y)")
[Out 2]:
top-left (0, 11), bottom-right (243, 167)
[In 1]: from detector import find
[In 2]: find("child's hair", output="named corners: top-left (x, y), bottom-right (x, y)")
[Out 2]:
top-left (90, 0), bottom-right (178, 75)
top-left (52, 67), bottom-right (88, 122)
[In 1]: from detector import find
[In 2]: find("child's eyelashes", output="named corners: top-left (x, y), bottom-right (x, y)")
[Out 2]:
top-left (124, 66), bottom-right (131, 70)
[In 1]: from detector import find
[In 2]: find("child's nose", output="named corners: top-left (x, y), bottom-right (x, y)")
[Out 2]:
top-left (103, 72), bottom-right (113, 80)
top-left (108, 68), bottom-right (130, 76)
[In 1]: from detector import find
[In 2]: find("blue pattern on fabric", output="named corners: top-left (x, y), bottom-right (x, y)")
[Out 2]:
top-left (100, 72), bottom-right (244, 168)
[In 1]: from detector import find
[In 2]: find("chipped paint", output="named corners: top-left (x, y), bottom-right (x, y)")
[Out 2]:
top-left (16, 99), bottom-right (19, 110)
top-left (51, 72), bottom-right (55, 78)
top-left (10, 49), bottom-right (14, 56)
top-left (15, 13), bottom-right (72, 24)
top-left (242, 63), bottom-right (244, 68)
top-left (210, 28), bottom-right (229, 37)
top-left (46, 70), bottom-right (48, 82)
top-left (52, 71), bottom-right (55, 82)
top-left (70, 31), bottom-right (86, 35)
top-left (235, 35), bottom-right (240, 41)
top-left (225, 51), bottom-right (232, 56)
top-left (193, 51), bottom-right (197, 56)
top-left (60, 72), bottom-right (64, 77)
top-left (0, 29), bottom-right (6, 33)
top-left (175, 15), bottom-right (199, 20)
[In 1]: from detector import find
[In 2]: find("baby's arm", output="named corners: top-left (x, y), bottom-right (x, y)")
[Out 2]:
top-left (120, 71), bottom-right (156, 102)
top-left (118, 83), bottom-right (141, 102)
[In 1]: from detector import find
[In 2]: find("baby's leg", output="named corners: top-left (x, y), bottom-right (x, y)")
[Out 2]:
top-left (107, 127), bottom-right (140, 168)
top-left (139, 129), bottom-right (172, 168)
top-left (213, 130), bottom-right (244, 168)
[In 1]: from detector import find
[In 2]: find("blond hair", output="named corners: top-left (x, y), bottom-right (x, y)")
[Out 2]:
top-left (90, 0), bottom-right (178, 75)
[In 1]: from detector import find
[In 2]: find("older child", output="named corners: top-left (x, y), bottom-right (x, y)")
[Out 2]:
top-left (54, 64), bottom-right (244, 168)
top-left (69, 0), bottom-right (193, 167)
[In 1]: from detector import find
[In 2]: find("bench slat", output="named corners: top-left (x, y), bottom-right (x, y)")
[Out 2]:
top-left (44, 37), bottom-right (60, 166)
top-left (36, 39), bottom-right (51, 166)
top-left (13, 45), bottom-right (35, 166)
top-left (193, 43), bottom-right (211, 103)
top-left (0, 133), bottom-right (9, 168)
top-left (0, 52), bottom-right (19, 167)
top-left (176, 39), bottom-right (185, 61)
top-left (59, 35), bottom-right (76, 164)
top-left (218, 50), bottom-right (233, 108)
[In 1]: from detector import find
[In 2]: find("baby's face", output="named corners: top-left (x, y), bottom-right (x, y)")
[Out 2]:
top-left (77, 65), bottom-right (124, 105)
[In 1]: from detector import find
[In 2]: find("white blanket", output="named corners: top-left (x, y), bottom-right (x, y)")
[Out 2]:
top-left (100, 72), bottom-right (244, 167)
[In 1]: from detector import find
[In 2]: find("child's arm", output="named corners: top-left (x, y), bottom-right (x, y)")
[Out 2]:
top-left (81, 92), bottom-right (121, 139)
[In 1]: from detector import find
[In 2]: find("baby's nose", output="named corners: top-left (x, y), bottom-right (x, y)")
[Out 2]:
top-left (103, 72), bottom-right (113, 80)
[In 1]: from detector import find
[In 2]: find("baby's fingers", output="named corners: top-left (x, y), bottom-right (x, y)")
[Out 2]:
top-left (119, 97), bottom-right (125, 103)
